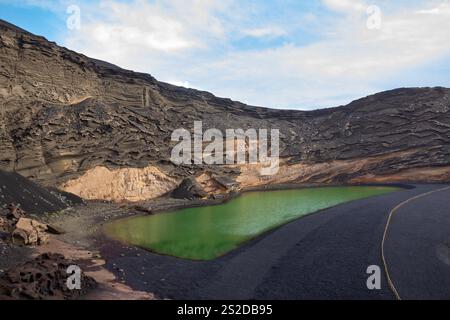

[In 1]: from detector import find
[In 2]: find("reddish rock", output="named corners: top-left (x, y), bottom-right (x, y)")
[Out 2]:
top-left (0, 253), bottom-right (97, 300)
top-left (6, 204), bottom-right (25, 222)
top-left (11, 218), bottom-right (50, 246)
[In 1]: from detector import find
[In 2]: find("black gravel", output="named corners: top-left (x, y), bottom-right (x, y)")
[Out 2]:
top-left (0, 170), bottom-right (80, 215)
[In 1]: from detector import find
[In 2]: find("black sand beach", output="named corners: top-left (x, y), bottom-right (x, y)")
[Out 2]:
top-left (97, 184), bottom-right (450, 299)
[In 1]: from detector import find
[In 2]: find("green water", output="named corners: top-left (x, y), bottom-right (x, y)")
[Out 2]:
top-left (105, 186), bottom-right (400, 260)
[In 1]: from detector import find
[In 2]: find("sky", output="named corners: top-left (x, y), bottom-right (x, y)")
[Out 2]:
top-left (1, 0), bottom-right (450, 110)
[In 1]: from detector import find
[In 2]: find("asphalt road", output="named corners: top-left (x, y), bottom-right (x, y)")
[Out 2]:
top-left (101, 184), bottom-right (450, 299)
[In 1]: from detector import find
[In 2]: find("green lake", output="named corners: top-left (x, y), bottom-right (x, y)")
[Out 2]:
top-left (104, 186), bottom-right (400, 260)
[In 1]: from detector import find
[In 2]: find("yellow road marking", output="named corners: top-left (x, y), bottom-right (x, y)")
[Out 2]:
top-left (381, 186), bottom-right (450, 300)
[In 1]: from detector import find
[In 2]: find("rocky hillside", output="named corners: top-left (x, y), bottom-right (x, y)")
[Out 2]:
top-left (1, 19), bottom-right (450, 201)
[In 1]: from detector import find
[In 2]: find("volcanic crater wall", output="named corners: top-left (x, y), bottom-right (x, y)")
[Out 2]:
top-left (1, 20), bottom-right (450, 201)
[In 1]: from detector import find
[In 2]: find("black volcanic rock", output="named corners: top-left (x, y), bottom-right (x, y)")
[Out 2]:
top-left (0, 19), bottom-right (450, 194)
top-left (172, 178), bottom-right (208, 200)
top-left (0, 253), bottom-right (97, 300)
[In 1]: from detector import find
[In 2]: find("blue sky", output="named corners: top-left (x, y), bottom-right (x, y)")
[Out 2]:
top-left (1, 0), bottom-right (450, 110)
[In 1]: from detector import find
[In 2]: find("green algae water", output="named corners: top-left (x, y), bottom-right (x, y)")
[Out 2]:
top-left (105, 186), bottom-right (399, 260)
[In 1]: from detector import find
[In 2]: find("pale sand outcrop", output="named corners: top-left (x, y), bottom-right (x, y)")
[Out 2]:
top-left (60, 165), bottom-right (179, 202)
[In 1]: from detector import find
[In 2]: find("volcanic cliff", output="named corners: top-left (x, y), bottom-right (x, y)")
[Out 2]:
top-left (1, 19), bottom-right (450, 202)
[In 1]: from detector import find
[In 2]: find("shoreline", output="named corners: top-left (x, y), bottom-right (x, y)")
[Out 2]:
top-left (131, 181), bottom-right (417, 217)
top-left (96, 184), bottom-right (450, 299)
top-left (0, 182), bottom-right (424, 299)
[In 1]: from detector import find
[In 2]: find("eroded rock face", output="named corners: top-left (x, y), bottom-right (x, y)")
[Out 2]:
top-left (12, 218), bottom-right (50, 246)
top-left (172, 177), bottom-right (209, 200)
top-left (60, 165), bottom-right (179, 202)
top-left (0, 204), bottom-right (25, 234)
top-left (1, 19), bottom-right (450, 201)
top-left (0, 204), bottom-right (57, 245)
top-left (0, 253), bottom-right (97, 300)
top-left (6, 203), bottom-right (25, 222)
top-left (0, 217), bottom-right (8, 233)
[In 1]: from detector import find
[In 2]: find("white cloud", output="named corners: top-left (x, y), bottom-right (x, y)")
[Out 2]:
top-left (62, 0), bottom-right (450, 110)
top-left (167, 80), bottom-right (191, 88)
top-left (242, 26), bottom-right (286, 38)
top-left (68, 0), bottom-right (227, 53)
top-left (322, 0), bottom-right (367, 13)
top-left (416, 3), bottom-right (450, 15)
